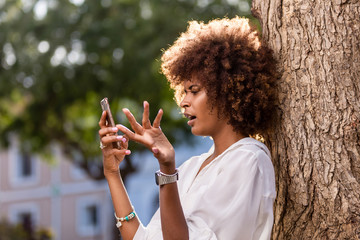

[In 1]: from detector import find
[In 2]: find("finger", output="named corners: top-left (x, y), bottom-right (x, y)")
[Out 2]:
top-left (142, 101), bottom-right (151, 129)
top-left (99, 111), bottom-right (108, 128)
top-left (101, 135), bottom-right (126, 146)
top-left (120, 135), bottom-right (129, 149)
top-left (113, 148), bottom-right (131, 156)
top-left (152, 147), bottom-right (159, 154)
top-left (122, 108), bottom-right (143, 133)
top-left (153, 109), bottom-right (163, 129)
top-left (123, 134), bottom-right (129, 142)
top-left (99, 127), bottom-right (119, 137)
top-left (117, 124), bottom-right (143, 143)
top-left (152, 147), bottom-right (161, 159)
top-left (117, 124), bottom-right (136, 140)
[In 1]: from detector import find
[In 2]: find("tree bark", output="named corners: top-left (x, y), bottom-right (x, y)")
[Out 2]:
top-left (251, 0), bottom-right (360, 239)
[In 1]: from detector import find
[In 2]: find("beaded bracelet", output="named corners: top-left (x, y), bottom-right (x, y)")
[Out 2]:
top-left (114, 211), bottom-right (136, 228)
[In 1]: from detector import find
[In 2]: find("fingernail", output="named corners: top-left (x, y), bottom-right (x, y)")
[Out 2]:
top-left (122, 138), bottom-right (127, 143)
top-left (112, 127), bottom-right (118, 131)
top-left (116, 136), bottom-right (123, 140)
top-left (125, 150), bottom-right (131, 155)
top-left (119, 124), bottom-right (130, 131)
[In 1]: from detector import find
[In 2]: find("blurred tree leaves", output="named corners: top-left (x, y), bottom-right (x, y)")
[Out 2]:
top-left (0, 0), bottom-right (253, 178)
top-left (0, 218), bottom-right (53, 240)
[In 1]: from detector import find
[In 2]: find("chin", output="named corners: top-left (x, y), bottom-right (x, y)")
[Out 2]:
top-left (191, 128), bottom-right (208, 137)
top-left (190, 128), bottom-right (200, 136)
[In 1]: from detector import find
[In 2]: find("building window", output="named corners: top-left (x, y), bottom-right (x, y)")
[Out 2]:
top-left (9, 203), bottom-right (39, 232)
top-left (86, 205), bottom-right (98, 227)
top-left (13, 150), bottom-right (38, 185)
top-left (20, 151), bottom-right (33, 177)
top-left (9, 143), bottom-right (39, 187)
top-left (18, 212), bottom-right (34, 236)
top-left (77, 196), bottom-right (101, 237)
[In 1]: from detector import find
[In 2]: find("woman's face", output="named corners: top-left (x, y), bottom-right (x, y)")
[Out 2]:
top-left (180, 78), bottom-right (226, 137)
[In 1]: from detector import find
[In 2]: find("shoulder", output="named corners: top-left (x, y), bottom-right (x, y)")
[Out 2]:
top-left (223, 137), bottom-right (271, 166)
top-left (237, 138), bottom-right (273, 174)
top-left (232, 137), bottom-right (270, 156)
top-left (233, 137), bottom-right (276, 198)
top-left (222, 138), bottom-right (276, 196)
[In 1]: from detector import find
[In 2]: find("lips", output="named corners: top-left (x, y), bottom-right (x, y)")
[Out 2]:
top-left (184, 113), bottom-right (197, 126)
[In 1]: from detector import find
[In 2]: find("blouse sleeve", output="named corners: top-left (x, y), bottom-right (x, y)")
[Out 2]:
top-left (182, 148), bottom-right (276, 240)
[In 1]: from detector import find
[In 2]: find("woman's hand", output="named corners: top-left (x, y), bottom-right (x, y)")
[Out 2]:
top-left (118, 101), bottom-right (175, 172)
top-left (99, 111), bottom-right (131, 177)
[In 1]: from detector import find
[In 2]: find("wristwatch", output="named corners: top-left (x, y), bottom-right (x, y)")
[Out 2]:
top-left (155, 169), bottom-right (179, 186)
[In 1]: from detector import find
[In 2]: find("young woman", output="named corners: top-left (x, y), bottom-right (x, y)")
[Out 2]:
top-left (99, 16), bottom-right (277, 240)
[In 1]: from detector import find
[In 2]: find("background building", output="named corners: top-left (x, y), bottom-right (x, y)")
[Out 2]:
top-left (0, 136), bottom-right (113, 240)
top-left (0, 135), bottom-right (212, 240)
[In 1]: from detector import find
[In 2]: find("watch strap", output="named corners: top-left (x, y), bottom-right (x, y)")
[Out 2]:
top-left (155, 169), bottom-right (179, 186)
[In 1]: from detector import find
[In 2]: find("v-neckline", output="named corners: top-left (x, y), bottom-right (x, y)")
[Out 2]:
top-left (194, 137), bottom-right (252, 178)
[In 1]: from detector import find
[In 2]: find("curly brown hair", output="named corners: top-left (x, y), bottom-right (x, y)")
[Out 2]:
top-left (161, 16), bottom-right (278, 136)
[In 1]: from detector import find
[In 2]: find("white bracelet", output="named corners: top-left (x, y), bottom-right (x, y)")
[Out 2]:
top-left (114, 210), bottom-right (136, 228)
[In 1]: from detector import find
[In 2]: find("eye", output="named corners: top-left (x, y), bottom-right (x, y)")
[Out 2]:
top-left (184, 84), bottom-right (202, 95)
top-left (190, 86), bottom-right (201, 94)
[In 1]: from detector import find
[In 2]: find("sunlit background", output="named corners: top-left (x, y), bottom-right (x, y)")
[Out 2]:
top-left (0, 0), bottom-right (254, 239)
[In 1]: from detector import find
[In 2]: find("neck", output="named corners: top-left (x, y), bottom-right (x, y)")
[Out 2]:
top-left (211, 125), bottom-right (246, 158)
top-left (195, 124), bottom-right (246, 176)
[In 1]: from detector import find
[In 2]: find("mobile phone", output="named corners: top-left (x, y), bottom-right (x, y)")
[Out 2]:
top-left (100, 97), bottom-right (121, 149)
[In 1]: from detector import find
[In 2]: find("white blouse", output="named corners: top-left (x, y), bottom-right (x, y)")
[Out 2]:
top-left (134, 137), bottom-right (276, 240)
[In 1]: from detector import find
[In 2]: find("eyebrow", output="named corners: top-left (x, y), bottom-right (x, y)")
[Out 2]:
top-left (187, 84), bottom-right (200, 90)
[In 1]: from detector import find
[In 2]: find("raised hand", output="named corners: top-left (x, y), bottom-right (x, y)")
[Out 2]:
top-left (117, 101), bottom-right (175, 171)
top-left (98, 111), bottom-right (131, 176)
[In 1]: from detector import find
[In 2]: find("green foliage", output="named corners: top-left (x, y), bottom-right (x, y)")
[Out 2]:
top-left (0, 218), bottom-right (53, 240)
top-left (0, 0), bottom-right (253, 177)
top-left (0, 219), bottom-right (27, 240)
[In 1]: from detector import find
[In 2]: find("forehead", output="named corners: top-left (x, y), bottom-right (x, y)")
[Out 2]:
top-left (183, 75), bottom-right (202, 88)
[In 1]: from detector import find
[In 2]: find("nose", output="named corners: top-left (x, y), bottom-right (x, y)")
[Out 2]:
top-left (180, 95), bottom-right (190, 108)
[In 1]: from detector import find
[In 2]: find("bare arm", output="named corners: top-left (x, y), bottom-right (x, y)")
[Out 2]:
top-left (159, 175), bottom-right (189, 240)
top-left (99, 111), bottom-right (140, 240)
top-left (118, 101), bottom-right (189, 240)
top-left (105, 172), bottom-right (140, 239)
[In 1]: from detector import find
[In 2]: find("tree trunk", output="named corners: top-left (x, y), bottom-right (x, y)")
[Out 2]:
top-left (251, 0), bottom-right (360, 239)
